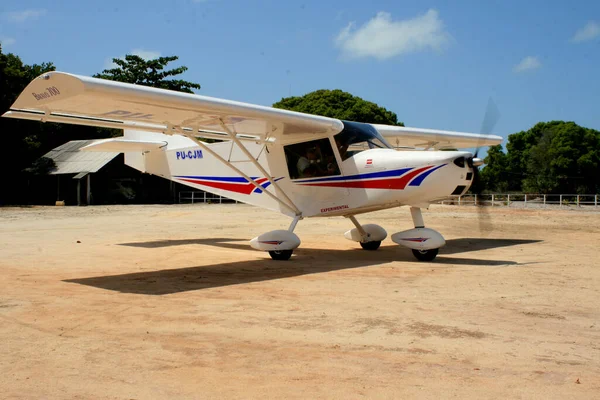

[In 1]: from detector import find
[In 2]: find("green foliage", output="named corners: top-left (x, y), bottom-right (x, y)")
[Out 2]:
top-left (94, 55), bottom-right (201, 93)
top-left (482, 121), bottom-right (600, 194)
top-left (479, 144), bottom-right (509, 192)
top-left (23, 157), bottom-right (56, 175)
top-left (0, 44), bottom-right (57, 203)
top-left (273, 89), bottom-right (403, 126)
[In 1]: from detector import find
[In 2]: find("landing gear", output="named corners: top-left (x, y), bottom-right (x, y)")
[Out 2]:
top-left (411, 248), bottom-right (439, 262)
top-left (360, 240), bottom-right (381, 251)
top-left (250, 215), bottom-right (302, 261)
top-left (269, 250), bottom-right (293, 261)
top-left (391, 207), bottom-right (445, 262)
top-left (344, 216), bottom-right (387, 251)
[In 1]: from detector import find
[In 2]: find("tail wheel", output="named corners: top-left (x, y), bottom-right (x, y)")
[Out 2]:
top-left (269, 250), bottom-right (293, 261)
top-left (412, 248), bottom-right (439, 262)
top-left (360, 241), bottom-right (381, 251)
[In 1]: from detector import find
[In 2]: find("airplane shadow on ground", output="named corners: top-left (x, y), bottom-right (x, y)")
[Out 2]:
top-left (63, 238), bottom-right (542, 295)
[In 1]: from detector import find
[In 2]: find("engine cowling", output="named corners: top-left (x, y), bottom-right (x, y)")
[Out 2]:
top-left (344, 224), bottom-right (388, 243)
top-left (391, 228), bottom-right (445, 250)
top-left (250, 230), bottom-right (301, 251)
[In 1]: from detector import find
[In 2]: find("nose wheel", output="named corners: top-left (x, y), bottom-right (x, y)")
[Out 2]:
top-left (360, 241), bottom-right (381, 251)
top-left (411, 248), bottom-right (439, 262)
top-left (269, 250), bottom-right (293, 261)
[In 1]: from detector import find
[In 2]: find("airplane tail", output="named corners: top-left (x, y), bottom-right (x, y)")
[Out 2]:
top-left (81, 129), bottom-right (195, 178)
top-left (81, 129), bottom-right (287, 214)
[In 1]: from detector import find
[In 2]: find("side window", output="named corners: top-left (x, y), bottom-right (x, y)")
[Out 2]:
top-left (284, 138), bottom-right (340, 180)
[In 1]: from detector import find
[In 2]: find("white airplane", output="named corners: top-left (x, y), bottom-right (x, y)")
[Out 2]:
top-left (3, 72), bottom-right (502, 261)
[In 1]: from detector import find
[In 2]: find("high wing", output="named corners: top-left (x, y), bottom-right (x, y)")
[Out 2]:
top-left (373, 125), bottom-right (502, 150)
top-left (3, 71), bottom-right (502, 149)
top-left (3, 71), bottom-right (343, 141)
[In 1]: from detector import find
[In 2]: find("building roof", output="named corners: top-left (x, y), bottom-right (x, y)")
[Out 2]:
top-left (42, 140), bottom-right (120, 175)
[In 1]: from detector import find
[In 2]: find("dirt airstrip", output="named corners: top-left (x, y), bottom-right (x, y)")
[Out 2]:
top-left (0, 204), bottom-right (599, 399)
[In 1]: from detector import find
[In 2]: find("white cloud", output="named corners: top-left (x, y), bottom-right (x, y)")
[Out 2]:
top-left (104, 49), bottom-right (162, 69)
top-left (334, 9), bottom-right (451, 60)
top-left (513, 56), bottom-right (541, 73)
top-left (571, 21), bottom-right (600, 43)
top-left (4, 9), bottom-right (46, 23)
top-left (0, 37), bottom-right (16, 46)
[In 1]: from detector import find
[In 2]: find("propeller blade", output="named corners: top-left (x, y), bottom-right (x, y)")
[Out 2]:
top-left (474, 97), bottom-right (501, 158)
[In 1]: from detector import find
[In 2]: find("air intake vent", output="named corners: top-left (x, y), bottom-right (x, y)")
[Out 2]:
top-left (453, 157), bottom-right (465, 168)
top-left (451, 185), bottom-right (466, 195)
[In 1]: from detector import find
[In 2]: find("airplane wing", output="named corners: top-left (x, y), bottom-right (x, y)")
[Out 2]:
top-left (3, 71), bottom-right (502, 149)
top-left (372, 124), bottom-right (503, 150)
top-left (2, 71), bottom-right (344, 140)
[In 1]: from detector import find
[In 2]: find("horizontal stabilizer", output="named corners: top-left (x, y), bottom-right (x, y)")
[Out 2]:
top-left (81, 138), bottom-right (167, 152)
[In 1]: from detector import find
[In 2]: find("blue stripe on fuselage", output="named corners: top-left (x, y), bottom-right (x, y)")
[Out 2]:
top-left (296, 167), bottom-right (413, 183)
top-left (408, 164), bottom-right (446, 186)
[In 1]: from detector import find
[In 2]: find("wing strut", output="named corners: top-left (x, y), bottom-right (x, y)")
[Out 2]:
top-left (217, 119), bottom-right (301, 216)
top-left (173, 127), bottom-right (301, 216)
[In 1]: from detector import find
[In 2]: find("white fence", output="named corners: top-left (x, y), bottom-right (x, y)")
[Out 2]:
top-left (178, 191), bottom-right (238, 204)
top-left (179, 190), bottom-right (599, 209)
top-left (439, 194), bottom-right (599, 208)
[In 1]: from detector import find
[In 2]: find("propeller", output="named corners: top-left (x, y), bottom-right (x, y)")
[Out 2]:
top-left (470, 97), bottom-right (500, 233)
top-left (470, 97), bottom-right (500, 195)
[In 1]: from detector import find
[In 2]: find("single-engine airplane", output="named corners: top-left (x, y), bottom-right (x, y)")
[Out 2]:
top-left (3, 72), bottom-right (502, 261)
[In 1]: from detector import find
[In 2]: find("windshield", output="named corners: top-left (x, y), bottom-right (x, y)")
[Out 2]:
top-left (334, 120), bottom-right (393, 160)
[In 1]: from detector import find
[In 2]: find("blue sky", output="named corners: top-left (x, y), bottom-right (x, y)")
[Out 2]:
top-left (2, 0), bottom-right (600, 147)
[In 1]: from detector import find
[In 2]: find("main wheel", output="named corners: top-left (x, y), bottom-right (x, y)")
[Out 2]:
top-left (360, 241), bottom-right (381, 251)
top-left (269, 250), bottom-right (293, 261)
top-left (411, 248), bottom-right (439, 262)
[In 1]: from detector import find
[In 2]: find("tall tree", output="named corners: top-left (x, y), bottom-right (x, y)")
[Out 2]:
top-left (273, 89), bottom-right (403, 126)
top-left (94, 55), bottom-right (201, 93)
top-left (481, 121), bottom-right (600, 194)
top-left (0, 44), bottom-right (57, 204)
top-left (479, 144), bottom-right (509, 192)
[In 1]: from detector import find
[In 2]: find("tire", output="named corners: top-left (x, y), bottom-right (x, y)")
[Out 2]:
top-left (411, 248), bottom-right (439, 262)
top-left (269, 250), bottom-right (293, 260)
top-left (360, 241), bottom-right (381, 251)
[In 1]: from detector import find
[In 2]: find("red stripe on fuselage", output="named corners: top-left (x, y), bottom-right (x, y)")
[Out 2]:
top-left (178, 178), bottom-right (269, 195)
top-left (299, 166), bottom-right (433, 190)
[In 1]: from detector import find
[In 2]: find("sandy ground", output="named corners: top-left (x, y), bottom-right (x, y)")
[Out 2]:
top-left (0, 204), bottom-right (599, 399)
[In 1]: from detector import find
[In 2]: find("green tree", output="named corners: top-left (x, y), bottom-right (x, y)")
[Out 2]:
top-left (273, 89), bottom-right (403, 126)
top-left (479, 144), bottom-right (509, 192)
top-left (502, 121), bottom-right (600, 194)
top-left (0, 44), bottom-right (57, 204)
top-left (94, 55), bottom-right (201, 93)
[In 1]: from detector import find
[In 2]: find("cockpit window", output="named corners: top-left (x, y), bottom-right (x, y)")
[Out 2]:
top-left (284, 137), bottom-right (340, 180)
top-left (334, 120), bottom-right (393, 161)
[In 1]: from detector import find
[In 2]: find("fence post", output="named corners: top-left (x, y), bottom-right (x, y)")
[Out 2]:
top-left (543, 194), bottom-right (546, 207)
top-left (204, 192), bottom-right (207, 203)
top-left (559, 194), bottom-right (563, 207)
top-left (596, 194), bottom-right (598, 208)
top-left (507, 194), bottom-right (510, 206)
top-left (475, 194), bottom-right (477, 206)
top-left (577, 195), bottom-right (580, 207)
top-left (458, 196), bottom-right (461, 206)
top-left (524, 194), bottom-right (527, 206)
top-left (491, 194), bottom-right (495, 207)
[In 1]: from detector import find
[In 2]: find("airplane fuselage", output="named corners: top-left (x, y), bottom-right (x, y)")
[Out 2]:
top-left (125, 130), bottom-right (474, 218)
